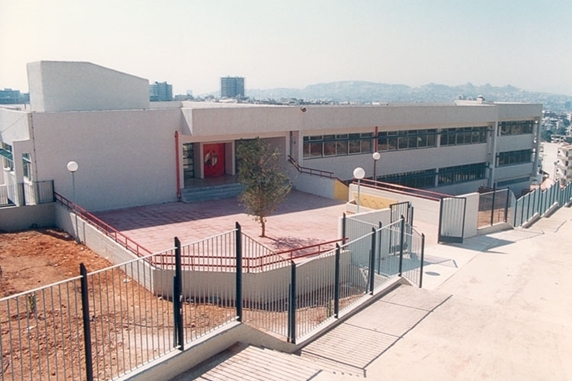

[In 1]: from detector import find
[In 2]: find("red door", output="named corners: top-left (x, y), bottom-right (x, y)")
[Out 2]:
top-left (203, 143), bottom-right (225, 177)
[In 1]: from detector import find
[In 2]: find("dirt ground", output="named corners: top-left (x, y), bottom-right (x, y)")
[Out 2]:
top-left (0, 229), bottom-right (345, 380)
top-left (0, 229), bottom-right (112, 298)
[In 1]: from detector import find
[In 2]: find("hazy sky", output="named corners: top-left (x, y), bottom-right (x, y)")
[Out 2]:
top-left (1, 0), bottom-right (571, 96)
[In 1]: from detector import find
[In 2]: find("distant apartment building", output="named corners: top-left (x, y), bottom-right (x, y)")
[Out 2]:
top-left (149, 81), bottom-right (173, 102)
top-left (0, 88), bottom-right (28, 104)
top-left (0, 61), bottom-right (542, 212)
top-left (221, 77), bottom-right (244, 98)
top-left (556, 144), bottom-right (572, 185)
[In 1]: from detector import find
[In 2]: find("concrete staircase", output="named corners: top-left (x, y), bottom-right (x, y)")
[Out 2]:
top-left (176, 343), bottom-right (363, 380)
top-left (180, 183), bottom-right (245, 203)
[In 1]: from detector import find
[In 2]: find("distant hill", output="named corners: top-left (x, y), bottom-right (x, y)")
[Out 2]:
top-left (243, 81), bottom-right (572, 111)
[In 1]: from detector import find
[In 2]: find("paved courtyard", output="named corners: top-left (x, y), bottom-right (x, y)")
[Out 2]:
top-left (96, 190), bottom-right (348, 253)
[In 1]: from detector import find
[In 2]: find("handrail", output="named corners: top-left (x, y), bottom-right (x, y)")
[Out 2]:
top-left (54, 192), bottom-right (153, 257)
top-left (287, 155), bottom-right (343, 182)
top-left (274, 238), bottom-right (343, 259)
top-left (355, 178), bottom-right (451, 201)
top-left (153, 237), bottom-right (346, 271)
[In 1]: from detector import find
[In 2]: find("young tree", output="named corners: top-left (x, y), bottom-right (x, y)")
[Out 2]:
top-left (236, 137), bottom-right (291, 237)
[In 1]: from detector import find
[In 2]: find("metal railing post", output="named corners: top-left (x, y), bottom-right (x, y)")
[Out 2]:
top-left (79, 264), bottom-right (94, 381)
top-left (490, 185), bottom-right (496, 225)
top-left (419, 234), bottom-right (426, 288)
top-left (287, 261), bottom-right (296, 344)
top-left (174, 237), bottom-right (184, 350)
top-left (399, 216), bottom-right (405, 277)
top-left (235, 222), bottom-right (243, 322)
top-left (503, 189), bottom-right (509, 222)
top-left (334, 244), bottom-right (340, 317)
top-left (377, 222), bottom-right (383, 274)
top-left (342, 213), bottom-right (347, 244)
top-left (368, 227), bottom-right (377, 294)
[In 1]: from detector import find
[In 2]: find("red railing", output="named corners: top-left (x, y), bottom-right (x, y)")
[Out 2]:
top-left (152, 237), bottom-right (346, 273)
top-left (356, 178), bottom-right (451, 201)
top-left (54, 192), bottom-right (153, 257)
top-left (288, 155), bottom-right (343, 181)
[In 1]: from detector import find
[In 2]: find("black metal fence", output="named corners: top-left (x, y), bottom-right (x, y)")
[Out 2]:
top-left (1, 219), bottom-right (423, 381)
top-left (478, 187), bottom-right (510, 228)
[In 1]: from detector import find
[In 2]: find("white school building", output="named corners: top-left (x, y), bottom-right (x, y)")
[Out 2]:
top-left (0, 61), bottom-right (542, 212)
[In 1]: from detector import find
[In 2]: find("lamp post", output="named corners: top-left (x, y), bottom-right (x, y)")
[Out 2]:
top-left (353, 167), bottom-right (365, 213)
top-left (372, 152), bottom-right (381, 182)
top-left (67, 161), bottom-right (79, 243)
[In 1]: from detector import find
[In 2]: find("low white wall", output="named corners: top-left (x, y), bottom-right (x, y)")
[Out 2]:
top-left (290, 170), bottom-right (336, 199)
top-left (0, 203), bottom-right (56, 231)
top-left (152, 251), bottom-right (353, 303)
top-left (54, 203), bottom-right (146, 271)
top-left (461, 192), bottom-right (480, 239)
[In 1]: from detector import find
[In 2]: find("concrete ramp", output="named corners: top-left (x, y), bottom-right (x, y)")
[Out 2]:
top-left (300, 284), bottom-right (450, 377)
top-left (173, 284), bottom-right (450, 380)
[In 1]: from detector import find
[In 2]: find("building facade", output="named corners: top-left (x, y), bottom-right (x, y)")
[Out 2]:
top-left (556, 144), bottom-right (572, 186)
top-left (221, 77), bottom-right (245, 98)
top-left (0, 61), bottom-right (542, 212)
top-left (149, 81), bottom-right (173, 102)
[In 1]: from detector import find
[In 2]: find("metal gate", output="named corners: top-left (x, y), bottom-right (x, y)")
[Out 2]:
top-left (390, 201), bottom-right (413, 225)
top-left (438, 197), bottom-right (466, 243)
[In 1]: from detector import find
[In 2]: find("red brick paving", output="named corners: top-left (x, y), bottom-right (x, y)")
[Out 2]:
top-left (95, 190), bottom-right (347, 253)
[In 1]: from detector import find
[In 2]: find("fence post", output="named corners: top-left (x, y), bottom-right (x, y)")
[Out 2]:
top-left (504, 188), bottom-right (510, 222)
top-left (419, 234), bottom-right (425, 288)
top-left (79, 264), bottom-right (94, 381)
top-left (398, 216), bottom-right (405, 277)
top-left (235, 222), bottom-right (243, 322)
top-left (174, 237), bottom-right (184, 350)
top-left (368, 227), bottom-right (376, 294)
top-left (334, 244), bottom-right (340, 318)
top-left (287, 261), bottom-right (296, 344)
top-left (377, 222), bottom-right (383, 274)
top-left (342, 213), bottom-right (347, 244)
top-left (490, 185), bottom-right (496, 225)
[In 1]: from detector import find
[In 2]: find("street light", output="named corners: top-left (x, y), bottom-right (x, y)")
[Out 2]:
top-left (353, 167), bottom-right (365, 213)
top-left (67, 161), bottom-right (79, 243)
top-left (372, 152), bottom-right (381, 181)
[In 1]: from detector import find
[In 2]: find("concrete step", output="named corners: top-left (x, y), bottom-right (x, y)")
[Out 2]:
top-left (181, 183), bottom-right (245, 203)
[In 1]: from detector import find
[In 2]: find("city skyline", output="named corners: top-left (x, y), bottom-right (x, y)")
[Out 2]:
top-left (1, 0), bottom-right (571, 96)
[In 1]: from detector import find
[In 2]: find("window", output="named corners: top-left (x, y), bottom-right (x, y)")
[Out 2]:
top-left (437, 163), bottom-right (487, 186)
top-left (303, 132), bottom-right (373, 159)
top-left (379, 169), bottom-right (437, 189)
top-left (499, 121), bottom-right (535, 136)
top-left (378, 129), bottom-right (437, 151)
top-left (496, 177), bottom-right (530, 187)
top-left (440, 127), bottom-right (488, 146)
top-left (22, 153), bottom-right (32, 180)
top-left (497, 150), bottom-right (533, 166)
top-left (0, 143), bottom-right (13, 171)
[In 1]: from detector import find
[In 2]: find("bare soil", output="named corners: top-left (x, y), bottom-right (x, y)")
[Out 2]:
top-left (0, 229), bottom-right (361, 381)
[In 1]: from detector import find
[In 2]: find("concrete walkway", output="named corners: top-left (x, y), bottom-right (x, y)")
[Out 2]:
top-left (169, 206), bottom-right (572, 381)
top-left (312, 206), bottom-right (572, 380)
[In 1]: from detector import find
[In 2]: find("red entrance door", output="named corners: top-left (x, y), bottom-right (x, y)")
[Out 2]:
top-left (203, 143), bottom-right (225, 177)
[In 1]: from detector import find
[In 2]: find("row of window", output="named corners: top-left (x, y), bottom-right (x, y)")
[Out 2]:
top-left (303, 133), bottom-right (373, 158)
top-left (439, 127), bottom-right (488, 146)
top-left (304, 126), bottom-right (495, 158)
top-left (497, 149), bottom-right (532, 167)
top-left (437, 163), bottom-right (487, 185)
top-left (378, 129), bottom-right (437, 151)
top-left (499, 121), bottom-right (535, 136)
top-left (377, 163), bottom-right (488, 188)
